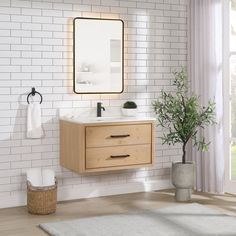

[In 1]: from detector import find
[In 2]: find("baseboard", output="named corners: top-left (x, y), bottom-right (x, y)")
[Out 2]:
top-left (0, 179), bottom-right (173, 209)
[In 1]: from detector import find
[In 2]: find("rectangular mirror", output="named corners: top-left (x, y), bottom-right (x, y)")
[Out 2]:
top-left (73, 17), bottom-right (124, 94)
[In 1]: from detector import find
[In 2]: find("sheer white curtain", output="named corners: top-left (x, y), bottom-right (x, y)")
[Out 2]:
top-left (189, 0), bottom-right (224, 193)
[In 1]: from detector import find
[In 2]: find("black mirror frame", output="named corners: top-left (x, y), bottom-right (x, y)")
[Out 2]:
top-left (73, 17), bottom-right (124, 94)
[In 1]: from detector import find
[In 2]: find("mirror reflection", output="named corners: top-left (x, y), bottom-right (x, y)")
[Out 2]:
top-left (73, 18), bottom-right (124, 94)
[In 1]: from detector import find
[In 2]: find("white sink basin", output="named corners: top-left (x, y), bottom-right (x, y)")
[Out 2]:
top-left (84, 116), bottom-right (123, 122)
top-left (61, 116), bottom-right (156, 124)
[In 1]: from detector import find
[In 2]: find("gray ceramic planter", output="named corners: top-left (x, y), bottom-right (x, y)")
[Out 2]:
top-left (171, 162), bottom-right (195, 202)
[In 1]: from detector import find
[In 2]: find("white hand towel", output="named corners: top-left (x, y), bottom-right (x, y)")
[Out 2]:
top-left (26, 168), bottom-right (42, 186)
top-left (42, 169), bottom-right (55, 186)
top-left (27, 103), bottom-right (43, 139)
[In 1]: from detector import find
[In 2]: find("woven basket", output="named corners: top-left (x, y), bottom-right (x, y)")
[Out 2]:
top-left (27, 179), bottom-right (57, 215)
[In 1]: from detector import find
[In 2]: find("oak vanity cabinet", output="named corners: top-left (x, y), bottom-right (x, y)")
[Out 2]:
top-left (60, 120), bottom-right (155, 173)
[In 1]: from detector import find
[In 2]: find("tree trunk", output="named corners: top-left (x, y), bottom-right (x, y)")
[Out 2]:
top-left (182, 143), bottom-right (186, 164)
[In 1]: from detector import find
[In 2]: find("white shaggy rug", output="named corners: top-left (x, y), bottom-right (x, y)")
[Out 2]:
top-left (39, 203), bottom-right (236, 236)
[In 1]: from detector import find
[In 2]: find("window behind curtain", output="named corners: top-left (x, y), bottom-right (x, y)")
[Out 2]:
top-left (230, 0), bottom-right (236, 180)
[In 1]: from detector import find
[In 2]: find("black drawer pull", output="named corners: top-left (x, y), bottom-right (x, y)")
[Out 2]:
top-left (110, 134), bottom-right (130, 138)
top-left (110, 154), bottom-right (130, 158)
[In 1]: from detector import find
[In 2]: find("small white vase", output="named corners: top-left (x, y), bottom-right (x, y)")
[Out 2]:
top-left (122, 108), bottom-right (137, 117)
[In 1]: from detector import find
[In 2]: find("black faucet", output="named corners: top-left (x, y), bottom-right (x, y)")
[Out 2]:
top-left (97, 102), bottom-right (105, 117)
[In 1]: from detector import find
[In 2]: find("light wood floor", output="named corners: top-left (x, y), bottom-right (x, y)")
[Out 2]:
top-left (1, 189), bottom-right (236, 236)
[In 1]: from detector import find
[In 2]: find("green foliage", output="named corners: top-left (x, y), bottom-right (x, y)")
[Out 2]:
top-left (152, 68), bottom-right (216, 163)
top-left (231, 1), bottom-right (236, 35)
top-left (232, 0), bottom-right (236, 11)
top-left (123, 101), bottom-right (137, 109)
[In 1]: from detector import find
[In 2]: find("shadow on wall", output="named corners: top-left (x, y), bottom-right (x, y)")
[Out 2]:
top-left (1, 92), bottom-right (146, 204)
top-left (66, 17), bottom-right (73, 93)
top-left (0, 92), bottom-right (67, 200)
top-left (0, 69), bottom-right (171, 205)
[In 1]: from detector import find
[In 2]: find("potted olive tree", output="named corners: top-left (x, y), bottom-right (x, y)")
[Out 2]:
top-left (152, 68), bottom-right (215, 201)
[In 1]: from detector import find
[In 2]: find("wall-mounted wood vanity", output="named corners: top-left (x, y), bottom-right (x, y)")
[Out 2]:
top-left (60, 117), bottom-right (155, 173)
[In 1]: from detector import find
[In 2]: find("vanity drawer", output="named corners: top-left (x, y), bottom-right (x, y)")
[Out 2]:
top-left (86, 144), bottom-right (151, 169)
top-left (86, 124), bottom-right (152, 148)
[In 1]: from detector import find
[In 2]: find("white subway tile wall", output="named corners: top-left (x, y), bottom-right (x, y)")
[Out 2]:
top-left (0, 0), bottom-right (187, 206)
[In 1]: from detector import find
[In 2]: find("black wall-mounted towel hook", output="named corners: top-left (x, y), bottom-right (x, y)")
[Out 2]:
top-left (31, 87), bottom-right (36, 96)
top-left (27, 87), bottom-right (43, 104)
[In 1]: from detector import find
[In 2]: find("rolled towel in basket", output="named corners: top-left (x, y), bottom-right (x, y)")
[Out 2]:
top-left (42, 169), bottom-right (55, 186)
top-left (26, 168), bottom-right (42, 187)
top-left (27, 168), bottom-right (55, 187)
